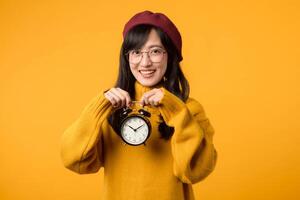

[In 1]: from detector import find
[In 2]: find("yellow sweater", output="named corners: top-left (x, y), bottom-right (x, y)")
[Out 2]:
top-left (60, 81), bottom-right (217, 200)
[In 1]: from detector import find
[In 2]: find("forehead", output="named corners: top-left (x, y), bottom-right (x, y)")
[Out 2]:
top-left (141, 29), bottom-right (164, 49)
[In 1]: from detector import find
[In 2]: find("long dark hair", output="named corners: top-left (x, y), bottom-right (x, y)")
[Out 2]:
top-left (109, 24), bottom-right (190, 140)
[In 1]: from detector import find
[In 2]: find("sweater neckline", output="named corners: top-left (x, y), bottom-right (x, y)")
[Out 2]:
top-left (134, 80), bottom-right (164, 101)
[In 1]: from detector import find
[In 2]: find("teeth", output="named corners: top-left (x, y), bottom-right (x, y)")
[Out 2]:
top-left (140, 70), bottom-right (155, 75)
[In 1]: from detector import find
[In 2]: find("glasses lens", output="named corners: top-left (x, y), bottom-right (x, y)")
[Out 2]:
top-left (149, 48), bottom-right (164, 62)
top-left (128, 48), bottom-right (165, 64)
top-left (129, 50), bottom-right (141, 64)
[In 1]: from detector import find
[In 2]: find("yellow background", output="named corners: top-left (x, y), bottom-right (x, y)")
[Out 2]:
top-left (1, 0), bottom-right (299, 199)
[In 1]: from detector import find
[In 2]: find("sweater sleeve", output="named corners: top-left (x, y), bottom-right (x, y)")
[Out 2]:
top-left (158, 88), bottom-right (218, 184)
top-left (60, 90), bottom-right (112, 174)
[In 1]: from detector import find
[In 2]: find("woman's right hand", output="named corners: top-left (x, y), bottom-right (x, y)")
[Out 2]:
top-left (104, 87), bottom-right (131, 109)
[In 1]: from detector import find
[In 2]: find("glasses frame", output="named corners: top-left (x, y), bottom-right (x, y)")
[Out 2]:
top-left (125, 48), bottom-right (167, 64)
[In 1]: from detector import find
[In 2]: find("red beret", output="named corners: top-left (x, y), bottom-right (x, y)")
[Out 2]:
top-left (123, 10), bottom-right (183, 61)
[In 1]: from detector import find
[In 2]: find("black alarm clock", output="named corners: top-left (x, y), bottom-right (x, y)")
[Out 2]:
top-left (119, 104), bottom-right (151, 146)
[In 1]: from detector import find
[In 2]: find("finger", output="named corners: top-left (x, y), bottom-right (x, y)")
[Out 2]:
top-left (116, 88), bottom-right (131, 107)
top-left (150, 88), bottom-right (164, 106)
top-left (113, 88), bottom-right (128, 108)
top-left (104, 91), bottom-right (118, 107)
top-left (141, 89), bottom-right (157, 106)
top-left (111, 93), bottom-right (121, 108)
top-left (109, 90), bottom-right (122, 108)
top-left (148, 94), bottom-right (160, 106)
top-left (110, 88), bottom-right (126, 108)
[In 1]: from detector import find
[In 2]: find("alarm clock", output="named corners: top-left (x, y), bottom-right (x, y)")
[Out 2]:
top-left (119, 102), bottom-right (151, 146)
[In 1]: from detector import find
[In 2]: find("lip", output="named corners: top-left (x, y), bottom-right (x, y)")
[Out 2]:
top-left (139, 69), bottom-right (156, 78)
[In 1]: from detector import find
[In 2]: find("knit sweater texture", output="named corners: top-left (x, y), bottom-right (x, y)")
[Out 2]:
top-left (60, 81), bottom-right (217, 200)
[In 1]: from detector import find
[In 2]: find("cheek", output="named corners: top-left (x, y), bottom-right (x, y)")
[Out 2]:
top-left (129, 65), bottom-right (138, 75)
top-left (159, 59), bottom-right (168, 77)
top-left (157, 67), bottom-right (166, 79)
top-left (161, 63), bottom-right (167, 75)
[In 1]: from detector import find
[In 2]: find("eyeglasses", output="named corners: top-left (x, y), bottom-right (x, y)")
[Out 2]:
top-left (126, 47), bottom-right (167, 64)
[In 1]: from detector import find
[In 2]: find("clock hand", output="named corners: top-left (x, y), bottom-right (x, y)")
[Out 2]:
top-left (135, 124), bottom-right (145, 131)
top-left (126, 124), bottom-right (135, 131)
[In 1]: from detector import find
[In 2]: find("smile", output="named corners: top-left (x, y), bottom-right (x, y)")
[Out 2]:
top-left (139, 70), bottom-right (156, 78)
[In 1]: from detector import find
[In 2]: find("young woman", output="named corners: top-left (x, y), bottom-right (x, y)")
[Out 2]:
top-left (61, 10), bottom-right (217, 200)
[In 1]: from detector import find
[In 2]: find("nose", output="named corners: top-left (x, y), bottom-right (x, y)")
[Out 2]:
top-left (139, 52), bottom-right (152, 67)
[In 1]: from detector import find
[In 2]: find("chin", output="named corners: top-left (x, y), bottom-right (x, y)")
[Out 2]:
top-left (136, 77), bottom-right (161, 87)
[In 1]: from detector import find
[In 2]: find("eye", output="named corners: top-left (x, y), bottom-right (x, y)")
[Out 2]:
top-left (150, 48), bottom-right (164, 55)
top-left (130, 50), bottom-right (141, 55)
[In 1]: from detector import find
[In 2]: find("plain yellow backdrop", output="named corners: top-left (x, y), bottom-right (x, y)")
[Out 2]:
top-left (1, 0), bottom-right (299, 199)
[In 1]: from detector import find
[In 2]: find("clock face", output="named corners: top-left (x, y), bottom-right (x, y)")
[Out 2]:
top-left (120, 116), bottom-right (149, 145)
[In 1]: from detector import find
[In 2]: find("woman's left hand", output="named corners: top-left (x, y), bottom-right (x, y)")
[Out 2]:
top-left (140, 88), bottom-right (164, 106)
